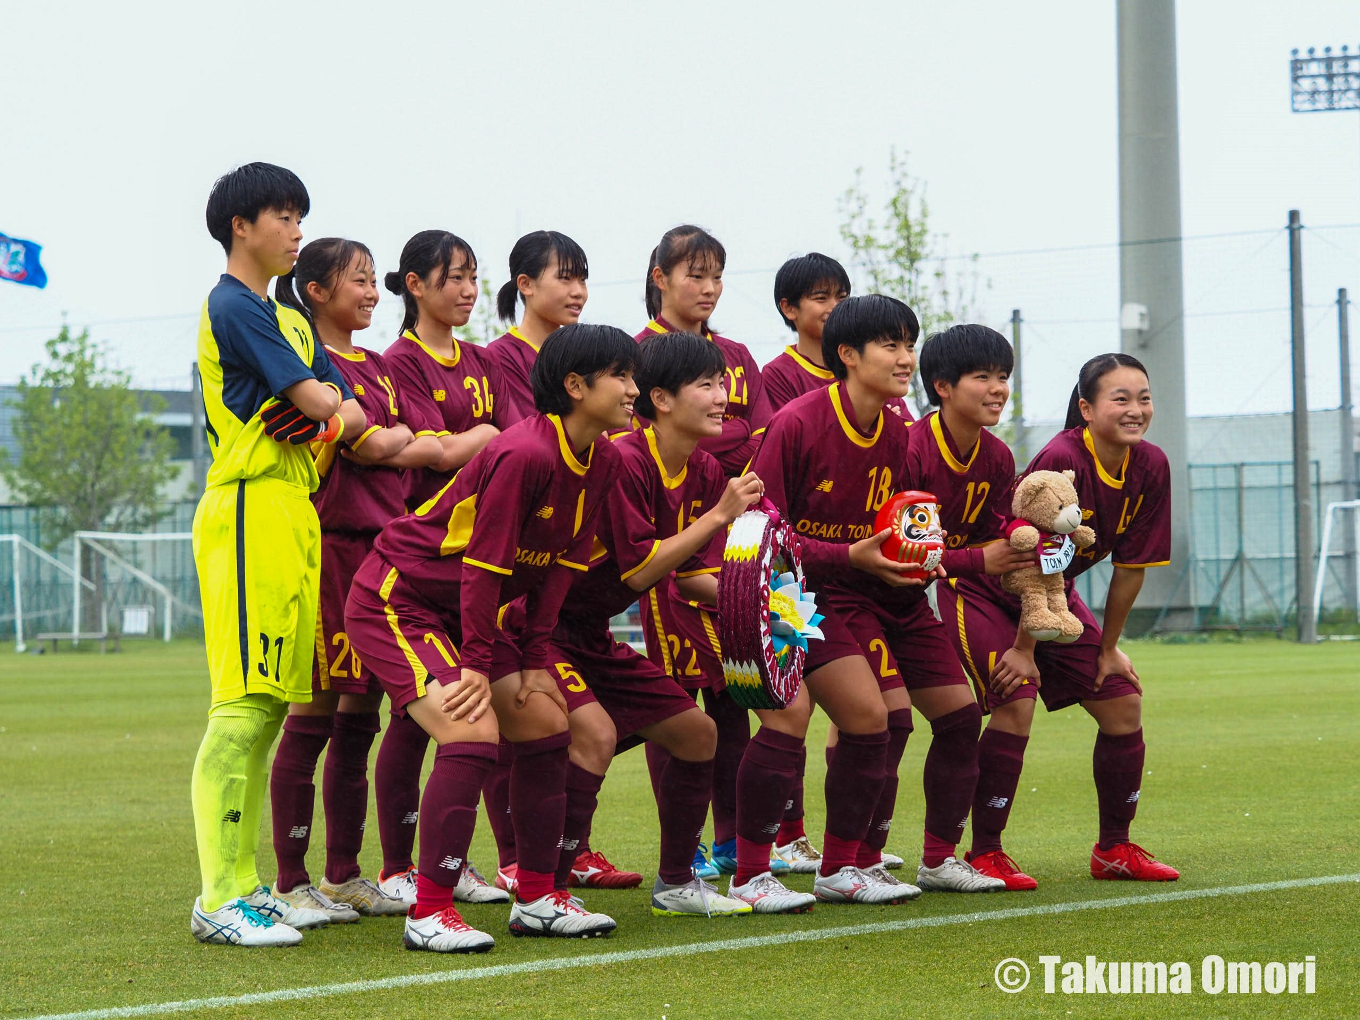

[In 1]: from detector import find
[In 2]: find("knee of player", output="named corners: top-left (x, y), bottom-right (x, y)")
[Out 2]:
top-left (569, 712), bottom-right (618, 770)
top-left (686, 710), bottom-right (719, 760)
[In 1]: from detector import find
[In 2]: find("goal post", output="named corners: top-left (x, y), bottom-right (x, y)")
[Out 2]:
top-left (70, 531), bottom-right (199, 645)
top-left (1, 534), bottom-right (96, 653)
top-left (1312, 499), bottom-right (1360, 635)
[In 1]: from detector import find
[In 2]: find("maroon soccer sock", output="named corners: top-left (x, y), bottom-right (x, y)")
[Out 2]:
top-left (510, 732), bottom-right (571, 901)
top-left (645, 740), bottom-right (671, 804)
top-left (323, 710), bottom-right (381, 886)
top-left (269, 713), bottom-right (331, 892)
top-left (1093, 728), bottom-right (1145, 850)
top-left (658, 756), bottom-right (715, 885)
top-left (777, 745), bottom-right (808, 844)
top-left (858, 709), bottom-right (913, 868)
top-left (820, 729), bottom-right (887, 876)
top-left (556, 763), bottom-right (605, 889)
top-left (704, 690), bottom-right (750, 846)
top-left (970, 728), bottom-right (1029, 857)
top-left (374, 709), bottom-right (429, 878)
top-left (922, 704), bottom-right (982, 867)
top-left (413, 741), bottom-right (496, 918)
top-left (734, 727), bottom-right (805, 885)
top-left (483, 738), bottom-right (516, 868)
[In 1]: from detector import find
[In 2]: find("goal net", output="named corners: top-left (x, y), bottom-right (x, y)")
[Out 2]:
top-left (1312, 499), bottom-right (1360, 635)
top-left (70, 531), bottom-right (201, 645)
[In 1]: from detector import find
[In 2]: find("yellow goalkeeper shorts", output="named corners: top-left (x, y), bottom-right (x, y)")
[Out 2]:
top-left (193, 476), bottom-right (320, 705)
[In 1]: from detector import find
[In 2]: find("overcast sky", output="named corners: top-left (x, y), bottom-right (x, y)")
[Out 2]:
top-left (4, 0), bottom-right (1359, 425)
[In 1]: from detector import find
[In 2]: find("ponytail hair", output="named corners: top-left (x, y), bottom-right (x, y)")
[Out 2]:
top-left (383, 229), bottom-right (477, 335)
top-left (644, 224), bottom-right (727, 327)
top-left (496, 230), bottom-right (589, 322)
top-left (1064, 352), bottom-right (1150, 429)
top-left (275, 237), bottom-right (374, 327)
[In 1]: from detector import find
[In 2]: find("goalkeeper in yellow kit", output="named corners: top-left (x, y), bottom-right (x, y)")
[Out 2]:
top-left (189, 163), bottom-right (367, 946)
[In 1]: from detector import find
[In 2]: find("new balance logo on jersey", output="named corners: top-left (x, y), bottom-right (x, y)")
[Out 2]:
top-left (402, 812), bottom-right (418, 825)
top-left (1126, 790), bottom-right (1141, 804)
top-left (432, 389), bottom-right (446, 402)
top-left (986, 796), bottom-right (1011, 809)
top-left (222, 809), bottom-right (242, 823)
top-left (353, 384), bottom-right (365, 396)
top-left (439, 856), bottom-right (463, 871)
top-left (536, 506), bottom-right (554, 519)
top-left (288, 825), bottom-right (309, 839)
top-left (815, 479), bottom-right (834, 492)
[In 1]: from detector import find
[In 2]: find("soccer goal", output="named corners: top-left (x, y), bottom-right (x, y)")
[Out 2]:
top-left (1311, 499), bottom-right (1360, 635)
top-left (0, 534), bottom-right (97, 653)
top-left (69, 531), bottom-right (201, 645)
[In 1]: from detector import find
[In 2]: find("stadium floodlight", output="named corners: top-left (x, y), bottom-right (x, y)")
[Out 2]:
top-left (1291, 46), bottom-right (1360, 113)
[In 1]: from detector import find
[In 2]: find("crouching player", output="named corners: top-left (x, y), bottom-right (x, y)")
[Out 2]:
top-left (937, 353), bottom-right (1179, 883)
top-left (738, 295), bottom-right (1006, 907)
top-left (506, 331), bottom-right (764, 915)
top-left (190, 163), bottom-right (369, 945)
top-left (344, 325), bottom-right (634, 953)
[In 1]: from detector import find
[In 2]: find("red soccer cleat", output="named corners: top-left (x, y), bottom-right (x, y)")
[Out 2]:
top-left (965, 849), bottom-right (1038, 891)
top-left (495, 863), bottom-right (518, 894)
top-left (1090, 841), bottom-right (1180, 882)
top-left (568, 850), bottom-right (643, 889)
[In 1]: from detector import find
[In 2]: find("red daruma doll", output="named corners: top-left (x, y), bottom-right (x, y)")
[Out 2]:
top-left (875, 490), bottom-right (946, 577)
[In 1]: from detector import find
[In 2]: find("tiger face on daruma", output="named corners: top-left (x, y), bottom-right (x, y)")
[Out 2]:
top-left (875, 490), bottom-right (946, 577)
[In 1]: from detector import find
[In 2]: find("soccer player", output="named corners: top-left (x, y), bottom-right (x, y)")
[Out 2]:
top-left (488, 230), bottom-right (590, 423)
top-left (909, 324), bottom-right (1042, 889)
top-left (265, 237), bottom-right (439, 922)
top-left (379, 229), bottom-right (513, 906)
top-left (635, 225), bottom-right (772, 881)
top-left (344, 324), bottom-right (634, 953)
top-left (938, 353), bottom-right (1180, 884)
top-left (738, 294), bottom-right (1005, 906)
top-left (189, 163), bottom-right (369, 946)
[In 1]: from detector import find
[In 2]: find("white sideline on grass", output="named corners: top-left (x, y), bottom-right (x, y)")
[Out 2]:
top-left (20, 872), bottom-right (1360, 1020)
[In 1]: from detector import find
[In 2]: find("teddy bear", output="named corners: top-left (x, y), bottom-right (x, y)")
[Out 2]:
top-left (999, 469), bottom-right (1096, 643)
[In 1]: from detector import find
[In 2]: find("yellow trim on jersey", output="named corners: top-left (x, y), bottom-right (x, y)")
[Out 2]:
top-left (1112, 559), bottom-right (1170, 569)
top-left (557, 557), bottom-right (590, 571)
top-left (379, 567), bottom-right (427, 695)
top-left (401, 328), bottom-right (462, 369)
top-left (829, 382), bottom-right (882, 449)
top-left (676, 564), bottom-right (721, 578)
top-left (645, 588), bottom-right (675, 675)
top-left (508, 325), bottom-right (542, 353)
top-left (699, 607), bottom-right (724, 661)
top-left (325, 345), bottom-right (368, 362)
top-left (785, 345), bottom-right (834, 380)
top-left (414, 429), bottom-right (441, 438)
top-left (930, 412), bottom-right (979, 474)
top-left (350, 424), bottom-right (383, 451)
top-left (646, 318), bottom-right (713, 341)
top-left (549, 414), bottom-right (592, 476)
top-left (620, 540), bottom-right (660, 581)
top-left (313, 438), bottom-right (339, 479)
top-left (643, 426), bottom-right (688, 489)
top-left (1083, 428), bottom-right (1129, 489)
top-left (313, 602), bottom-right (330, 691)
top-left (464, 557), bottom-right (513, 576)
top-left (496, 604), bottom-right (509, 629)
top-left (437, 492), bottom-right (478, 557)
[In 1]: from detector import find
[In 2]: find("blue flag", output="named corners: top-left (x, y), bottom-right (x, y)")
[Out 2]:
top-left (0, 232), bottom-right (48, 289)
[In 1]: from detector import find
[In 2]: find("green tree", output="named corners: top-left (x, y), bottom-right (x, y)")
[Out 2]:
top-left (838, 147), bottom-right (984, 414)
top-left (1, 325), bottom-right (179, 547)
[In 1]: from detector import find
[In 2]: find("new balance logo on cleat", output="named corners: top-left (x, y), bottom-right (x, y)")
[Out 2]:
top-left (815, 479), bottom-right (834, 492)
top-left (986, 796), bottom-right (1010, 809)
top-left (439, 856), bottom-right (463, 871)
top-left (1126, 791), bottom-right (1141, 804)
top-left (402, 812), bottom-right (418, 824)
top-left (536, 506), bottom-right (554, 519)
top-left (288, 825), bottom-right (309, 839)
top-left (222, 809), bottom-right (242, 823)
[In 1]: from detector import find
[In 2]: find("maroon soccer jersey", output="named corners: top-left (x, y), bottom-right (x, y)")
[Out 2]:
top-left (903, 410), bottom-right (1015, 577)
top-left (383, 329), bottom-right (510, 505)
top-left (312, 344), bottom-right (440, 533)
top-left (371, 414), bottom-right (618, 673)
top-left (634, 317), bottom-right (772, 476)
top-left (762, 345), bottom-right (914, 421)
top-left (561, 427), bottom-right (726, 629)
top-left (485, 326), bottom-right (541, 425)
top-left (749, 382), bottom-right (914, 606)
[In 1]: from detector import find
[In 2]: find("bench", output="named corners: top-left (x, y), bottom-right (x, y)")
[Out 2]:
top-left (34, 632), bottom-right (122, 654)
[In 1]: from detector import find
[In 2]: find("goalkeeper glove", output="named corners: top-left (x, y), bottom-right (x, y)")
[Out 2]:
top-left (260, 399), bottom-right (344, 445)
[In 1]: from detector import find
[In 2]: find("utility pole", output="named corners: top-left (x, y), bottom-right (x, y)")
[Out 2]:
top-left (1010, 308), bottom-right (1026, 468)
top-left (1339, 289), bottom-right (1357, 616)
top-left (1290, 211), bottom-right (1316, 643)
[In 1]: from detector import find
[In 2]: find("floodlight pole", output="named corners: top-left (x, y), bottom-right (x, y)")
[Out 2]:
top-left (1289, 211), bottom-right (1317, 643)
top-left (1010, 308), bottom-right (1026, 468)
top-left (1339, 289), bottom-right (1358, 615)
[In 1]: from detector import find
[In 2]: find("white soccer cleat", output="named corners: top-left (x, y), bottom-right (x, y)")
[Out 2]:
top-left (455, 862), bottom-right (511, 904)
top-left (813, 866), bottom-right (917, 905)
top-left (190, 897), bottom-right (302, 947)
top-left (880, 852), bottom-right (905, 870)
top-left (377, 866), bottom-right (417, 907)
top-left (508, 890), bottom-right (616, 938)
top-left (403, 905), bottom-right (495, 954)
top-left (862, 865), bottom-right (922, 900)
top-left (916, 856), bottom-right (1007, 893)
top-left (772, 836), bottom-right (823, 875)
top-left (241, 884), bottom-right (331, 929)
top-left (318, 876), bottom-right (408, 917)
top-left (727, 872), bottom-right (817, 914)
top-left (651, 876), bottom-right (753, 917)
top-left (276, 883), bottom-right (360, 924)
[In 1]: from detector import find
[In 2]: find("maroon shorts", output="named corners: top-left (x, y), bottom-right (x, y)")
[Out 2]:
top-left (314, 531), bottom-right (382, 695)
top-left (344, 552), bottom-right (520, 717)
top-left (551, 618), bottom-right (699, 738)
top-left (935, 577), bottom-right (1139, 713)
top-left (807, 589), bottom-right (968, 694)
top-left (639, 578), bottom-right (725, 691)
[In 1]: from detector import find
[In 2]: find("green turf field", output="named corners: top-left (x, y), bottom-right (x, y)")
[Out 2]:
top-left (2, 638), bottom-right (1358, 1019)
